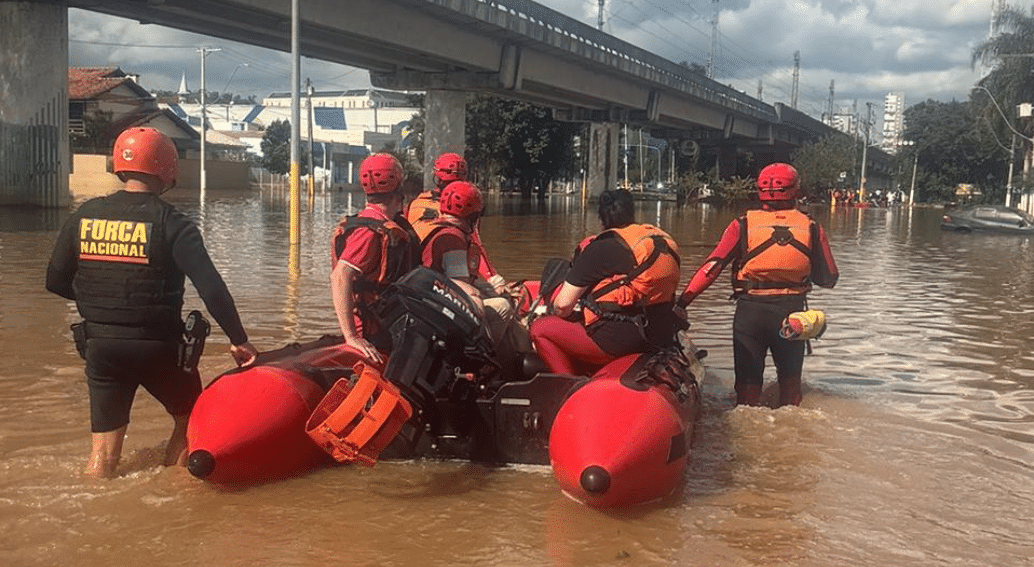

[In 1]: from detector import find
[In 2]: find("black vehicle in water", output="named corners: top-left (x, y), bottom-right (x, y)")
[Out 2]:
top-left (941, 205), bottom-right (1034, 234)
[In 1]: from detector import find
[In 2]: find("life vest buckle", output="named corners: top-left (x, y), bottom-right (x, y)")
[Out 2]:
top-left (305, 361), bottom-right (414, 467)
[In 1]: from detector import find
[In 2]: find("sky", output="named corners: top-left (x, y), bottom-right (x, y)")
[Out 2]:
top-left (68, 0), bottom-right (1008, 120)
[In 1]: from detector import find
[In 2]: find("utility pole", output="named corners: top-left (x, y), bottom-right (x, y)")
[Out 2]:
top-left (827, 80), bottom-right (835, 125)
top-left (597, 0), bottom-right (604, 30)
top-left (1006, 134), bottom-right (1016, 207)
top-left (306, 78), bottom-right (315, 204)
top-left (623, 123), bottom-right (629, 189)
top-left (859, 102), bottom-right (873, 202)
top-left (791, 51), bottom-right (800, 109)
top-left (197, 46), bottom-right (220, 200)
top-left (289, 0), bottom-right (301, 247)
top-left (908, 150), bottom-right (918, 205)
top-left (707, 0), bottom-right (719, 79)
top-left (757, 80), bottom-right (763, 101)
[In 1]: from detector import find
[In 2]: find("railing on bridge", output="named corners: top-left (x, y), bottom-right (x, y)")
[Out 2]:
top-left (420, 0), bottom-right (777, 121)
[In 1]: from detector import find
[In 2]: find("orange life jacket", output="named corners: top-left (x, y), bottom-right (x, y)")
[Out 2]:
top-left (732, 209), bottom-right (813, 296)
top-left (421, 218), bottom-right (481, 280)
top-left (580, 224), bottom-right (681, 327)
top-left (330, 214), bottom-right (420, 296)
top-left (408, 190), bottom-right (439, 241)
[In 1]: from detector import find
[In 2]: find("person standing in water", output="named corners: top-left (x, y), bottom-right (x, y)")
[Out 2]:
top-left (46, 127), bottom-right (258, 478)
top-left (678, 163), bottom-right (838, 407)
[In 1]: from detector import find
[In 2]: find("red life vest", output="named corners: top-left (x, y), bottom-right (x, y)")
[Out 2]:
top-left (420, 218), bottom-right (481, 280)
top-left (732, 209), bottom-right (813, 296)
top-left (581, 224), bottom-right (681, 326)
top-left (330, 214), bottom-right (419, 297)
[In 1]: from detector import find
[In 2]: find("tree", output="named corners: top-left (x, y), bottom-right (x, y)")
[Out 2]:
top-left (902, 99), bottom-right (1005, 203)
top-left (972, 6), bottom-right (1034, 196)
top-left (790, 134), bottom-right (857, 199)
top-left (260, 119), bottom-right (307, 175)
top-left (466, 95), bottom-right (577, 198)
top-left (70, 110), bottom-right (114, 155)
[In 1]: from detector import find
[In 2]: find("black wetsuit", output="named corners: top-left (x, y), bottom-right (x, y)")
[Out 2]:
top-left (46, 190), bottom-right (248, 432)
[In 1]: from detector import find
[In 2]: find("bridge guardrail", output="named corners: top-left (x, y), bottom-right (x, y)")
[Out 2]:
top-left (419, 0), bottom-right (778, 122)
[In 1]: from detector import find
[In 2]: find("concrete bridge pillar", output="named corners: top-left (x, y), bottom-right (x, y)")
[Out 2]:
top-left (0, 2), bottom-right (70, 207)
top-left (586, 122), bottom-right (618, 198)
top-left (422, 90), bottom-right (467, 190)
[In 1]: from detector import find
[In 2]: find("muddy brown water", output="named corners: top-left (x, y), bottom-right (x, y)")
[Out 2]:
top-left (2, 190), bottom-right (1032, 566)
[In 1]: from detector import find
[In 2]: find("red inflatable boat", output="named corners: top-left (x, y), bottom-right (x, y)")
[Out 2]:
top-left (185, 267), bottom-right (703, 507)
top-left (185, 336), bottom-right (355, 484)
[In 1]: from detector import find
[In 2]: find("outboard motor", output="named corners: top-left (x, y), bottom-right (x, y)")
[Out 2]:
top-left (373, 267), bottom-right (497, 439)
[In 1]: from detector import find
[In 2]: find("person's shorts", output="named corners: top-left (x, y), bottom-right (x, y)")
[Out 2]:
top-left (84, 337), bottom-right (202, 433)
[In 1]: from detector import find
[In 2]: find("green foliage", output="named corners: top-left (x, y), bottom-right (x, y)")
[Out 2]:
top-left (790, 135), bottom-right (857, 199)
top-left (70, 110), bottom-right (114, 155)
top-left (260, 119), bottom-right (307, 175)
top-left (710, 176), bottom-right (756, 203)
top-left (903, 99), bottom-right (1007, 203)
top-left (466, 95), bottom-right (577, 197)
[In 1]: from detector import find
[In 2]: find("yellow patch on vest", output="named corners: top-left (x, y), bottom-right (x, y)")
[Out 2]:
top-left (78, 218), bottom-right (152, 264)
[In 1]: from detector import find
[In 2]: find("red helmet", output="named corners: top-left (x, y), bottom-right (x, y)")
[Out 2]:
top-left (433, 152), bottom-right (467, 185)
top-left (113, 127), bottom-right (178, 188)
top-left (757, 163), bottom-right (800, 201)
top-left (359, 153), bottom-right (404, 194)
top-left (439, 181), bottom-right (483, 219)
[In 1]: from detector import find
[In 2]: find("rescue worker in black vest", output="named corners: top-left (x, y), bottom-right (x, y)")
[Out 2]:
top-left (330, 153), bottom-right (420, 364)
top-left (530, 189), bottom-right (682, 375)
top-left (45, 127), bottom-right (258, 479)
top-left (678, 163), bottom-right (839, 407)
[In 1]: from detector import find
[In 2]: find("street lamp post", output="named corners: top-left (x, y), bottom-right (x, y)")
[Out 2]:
top-left (197, 46), bottom-right (221, 200)
top-left (971, 85), bottom-right (1034, 208)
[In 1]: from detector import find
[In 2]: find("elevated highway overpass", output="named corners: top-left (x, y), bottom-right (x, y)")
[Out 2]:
top-left (2, 0), bottom-right (892, 206)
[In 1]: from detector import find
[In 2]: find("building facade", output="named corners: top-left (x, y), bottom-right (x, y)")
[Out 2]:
top-left (881, 92), bottom-right (905, 154)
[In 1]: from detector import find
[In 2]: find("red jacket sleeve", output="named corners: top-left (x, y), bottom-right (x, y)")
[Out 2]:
top-left (810, 223), bottom-right (839, 288)
top-left (679, 219), bottom-right (741, 304)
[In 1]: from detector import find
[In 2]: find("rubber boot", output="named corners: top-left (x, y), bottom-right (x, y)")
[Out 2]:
top-left (735, 383), bottom-right (763, 407)
top-left (777, 376), bottom-right (803, 407)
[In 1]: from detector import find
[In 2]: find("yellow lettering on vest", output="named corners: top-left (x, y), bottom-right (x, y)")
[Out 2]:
top-left (117, 221), bottom-right (132, 242)
top-left (131, 222), bottom-right (147, 244)
top-left (79, 219), bottom-right (93, 240)
top-left (91, 219), bottom-right (106, 240)
top-left (104, 220), bottom-right (120, 242)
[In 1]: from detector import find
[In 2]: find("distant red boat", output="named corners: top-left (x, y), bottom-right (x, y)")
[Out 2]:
top-left (185, 268), bottom-right (703, 508)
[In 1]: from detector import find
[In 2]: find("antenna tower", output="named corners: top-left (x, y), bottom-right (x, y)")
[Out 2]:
top-left (827, 80), bottom-right (835, 124)
top-left (791, 51), bottom-right (800, 109)
top-left (707, 0), bottom-right (719, 78)
top-left (991, 0), bottom-right (1006, 37)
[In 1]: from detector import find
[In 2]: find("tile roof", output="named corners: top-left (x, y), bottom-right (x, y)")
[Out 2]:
top-left (68, 67), bottom-right (131, 100)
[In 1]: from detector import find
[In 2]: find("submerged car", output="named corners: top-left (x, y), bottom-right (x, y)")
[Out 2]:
top-left (941, 205), bottom-right (1034, 234)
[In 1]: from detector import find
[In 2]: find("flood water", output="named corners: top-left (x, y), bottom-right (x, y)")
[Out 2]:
top-left (2, 188), bottom-right (1033, 566)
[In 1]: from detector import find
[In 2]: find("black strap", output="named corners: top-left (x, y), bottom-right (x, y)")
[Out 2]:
top-left (589, 235), bottom-right (675, 301)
